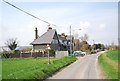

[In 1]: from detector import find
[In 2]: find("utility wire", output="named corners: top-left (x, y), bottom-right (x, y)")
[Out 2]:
top-left (2, 0), bottom-right (57, 26)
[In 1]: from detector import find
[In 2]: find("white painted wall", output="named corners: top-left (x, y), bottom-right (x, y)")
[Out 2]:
top-left (55, 51), bottom-right (69, 58)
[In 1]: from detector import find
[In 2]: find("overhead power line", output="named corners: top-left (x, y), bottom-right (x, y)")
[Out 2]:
top-left (2, 0), bottom-right (57, 26)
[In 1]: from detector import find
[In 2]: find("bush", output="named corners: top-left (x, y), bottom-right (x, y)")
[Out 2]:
top-left (90, 50), bottom-right (96, 54)
top-left (1, 51), bottom-right (11, 58)
top-left (44, 50), bottom-right (55, 57)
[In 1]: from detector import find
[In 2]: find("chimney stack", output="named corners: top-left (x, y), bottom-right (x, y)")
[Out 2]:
top-left (35, 27), bottom-right (38, 40)
top-left (61, 33), bottom-right (65, 37)
top-left (47, 27), bottom-right (52, 31)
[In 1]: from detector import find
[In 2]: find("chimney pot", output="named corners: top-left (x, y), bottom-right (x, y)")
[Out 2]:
top-left (47, 27), bottom-right (52, 31)
top-left (35, 27), bottom-right (38, 40)
top-left (61, 33), bottom-right (65, 37)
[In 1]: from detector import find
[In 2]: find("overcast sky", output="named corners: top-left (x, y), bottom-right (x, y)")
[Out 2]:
top-left (0, 0), bottom-right (119, 46)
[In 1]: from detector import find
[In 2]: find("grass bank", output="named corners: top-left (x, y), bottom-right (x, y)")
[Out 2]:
top-left (106, 50), bottom-right (119, 62)
top-left (2, 56), bottom-right (77, 79)
top-left (98, 50), bottom-right (119, 80)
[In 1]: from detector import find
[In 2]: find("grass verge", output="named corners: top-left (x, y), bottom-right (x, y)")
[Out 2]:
top-left (2, 56), bottom-right (77, 79)
top-left (98, 50), bottom-right (119, 80)
top-left (106, 50), bottom-right (119, 62)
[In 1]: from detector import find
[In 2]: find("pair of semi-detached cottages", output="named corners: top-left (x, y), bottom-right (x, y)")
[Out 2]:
top-left (30, 27), bottom-right (74, 53)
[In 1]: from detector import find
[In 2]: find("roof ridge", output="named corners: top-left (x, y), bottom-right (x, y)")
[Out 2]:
top-left (30, 29), bottom-right (56, 45)
top-left (38, 29), bottom-right (56, 39)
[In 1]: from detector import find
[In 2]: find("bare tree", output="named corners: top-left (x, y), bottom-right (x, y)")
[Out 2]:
top-left (74, 39), bottom-right (80, 51)
top-left (74, 33), bottom-right (79, 39)
top-left (109, 41), bottom-right (117, 50)
top-left (80, 33), bottom-right (89, 41)
top-left (5, 38), bottom-right (18, 51)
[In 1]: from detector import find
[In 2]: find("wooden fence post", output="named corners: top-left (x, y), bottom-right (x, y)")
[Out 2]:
top-left (20, 52), bottom-right (22, 58)
top-left (31, 51), bottom-right (33, 57)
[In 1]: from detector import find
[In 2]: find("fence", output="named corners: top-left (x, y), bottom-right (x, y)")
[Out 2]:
top-left (1, 52), bottom-right (55, 58)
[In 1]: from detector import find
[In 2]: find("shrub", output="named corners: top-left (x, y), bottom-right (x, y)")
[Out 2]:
top-left (1, 51), bottom-right (11, 58)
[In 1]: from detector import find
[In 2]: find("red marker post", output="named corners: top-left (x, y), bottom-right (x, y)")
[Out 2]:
top-left (44, 44), bottom-right (52, 64)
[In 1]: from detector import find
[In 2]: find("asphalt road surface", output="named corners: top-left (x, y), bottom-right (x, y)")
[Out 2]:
top-left (48, 52), bottom-right (104, 79)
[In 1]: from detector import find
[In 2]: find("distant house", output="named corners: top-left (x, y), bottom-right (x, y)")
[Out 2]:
top-left (30, 27), bottom-right (71, 52)
top-left (0, 46), bottom-right (10, 52)
top-left (58, 33), bottom-right (68, 51)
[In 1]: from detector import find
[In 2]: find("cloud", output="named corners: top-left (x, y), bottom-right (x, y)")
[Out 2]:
top-left (27, 20), bottom-right (49, 36)
top-left (99, 24), bottom-right (107, 29)
top-left (80, 21), bottom-right (91, 29)
top-left (30, 7), bottom-right (71, 21)
top-left (1, 2), bottom-right (118, 46)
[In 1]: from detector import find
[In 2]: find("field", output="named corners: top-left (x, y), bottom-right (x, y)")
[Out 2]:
top-left (0, 59), bottom-right (2, 81)
top-left (106, 50), bottom-right (119, 62)
top-left (2, 56), bottom-right (77, 79)
top-left (98, 50), bottom-right (119, 80)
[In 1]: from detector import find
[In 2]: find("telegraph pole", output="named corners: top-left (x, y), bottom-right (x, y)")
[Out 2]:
top-left (93, 40), bottom-right (95, 45)
top-left (70, 26), bottom-right (72, 54)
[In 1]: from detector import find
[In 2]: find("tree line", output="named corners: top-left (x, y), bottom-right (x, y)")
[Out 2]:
top-left (74, 33), bottom-right (119, 54)
top-left (1, 34), bottom-right (119, 57)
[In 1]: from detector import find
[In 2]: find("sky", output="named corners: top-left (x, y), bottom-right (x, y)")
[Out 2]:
top-left (0, 0), bottom-right (119, 46)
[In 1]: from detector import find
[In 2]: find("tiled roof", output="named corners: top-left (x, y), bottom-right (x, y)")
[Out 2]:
top-left (30, 29), bottom-right (56, 45)
top-left (58, 35), bottom-right (67, 41)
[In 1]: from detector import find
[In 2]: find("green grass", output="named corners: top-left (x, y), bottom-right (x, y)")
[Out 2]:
top-left (98, 50), bottom-right (119, 80)
top-left (0, 59), bottom-right (2, 81)
top-left (2, 56), bottom-right (77, 79)
top-left (106, 50), bottom-right (119, 62)
top-left (98, 54), bottom-right (118, 79)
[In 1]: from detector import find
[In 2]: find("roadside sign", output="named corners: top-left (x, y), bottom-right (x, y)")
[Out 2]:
top-left (44, 44), bottom-right (52, 64)
top-left (44, 44), bottom-right (52, 50)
